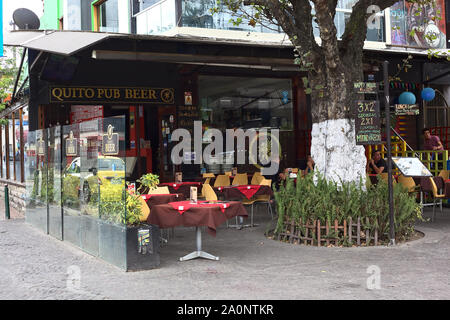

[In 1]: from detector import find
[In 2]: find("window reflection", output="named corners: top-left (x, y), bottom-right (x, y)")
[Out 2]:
top-left (99, 0), bottom-right (119, 32)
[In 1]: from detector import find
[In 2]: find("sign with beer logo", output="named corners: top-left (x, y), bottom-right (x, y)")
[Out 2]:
top-left (354, 82), bottom-right (378, 94)
top-left (102, 125), bottom-right (119, 155)
top-left (395, 104), bottom-right (419, 116)
top-left (355, 100), bottom-right (381, 145)
top-left (66, 131), bottom-right (77, 156)
top-left (37, 138), bottom-right (45, 156)
top-left (50, 86), bottom-right (175, 104)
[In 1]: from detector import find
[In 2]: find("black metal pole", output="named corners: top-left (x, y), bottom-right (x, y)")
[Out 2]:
top-left (384, 61), bottom-right (395, 246)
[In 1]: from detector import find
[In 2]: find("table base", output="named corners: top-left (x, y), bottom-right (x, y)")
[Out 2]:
top-left (179, 227), bottom-right (219, 261)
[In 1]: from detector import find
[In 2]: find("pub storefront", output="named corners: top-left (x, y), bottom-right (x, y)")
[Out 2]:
top-left (3, 31), bottom-right (306, 270)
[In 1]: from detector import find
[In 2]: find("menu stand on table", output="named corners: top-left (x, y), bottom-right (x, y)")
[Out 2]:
top-left (179, 227), bottom-right (220, 261)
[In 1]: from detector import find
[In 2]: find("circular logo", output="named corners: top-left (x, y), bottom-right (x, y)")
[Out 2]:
top-left (107, 125), bottom-right (114, 139)
top-left (161, 89), bottom-right (174, 104)
top-left (249, 131), bottom-right (281, 170)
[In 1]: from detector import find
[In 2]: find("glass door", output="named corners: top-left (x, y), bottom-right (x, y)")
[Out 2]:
top-left (47, 126), bottom-right (63, 240)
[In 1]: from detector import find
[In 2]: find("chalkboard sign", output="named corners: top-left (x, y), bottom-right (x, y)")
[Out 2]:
top-left (355, 100), bottom-right (381, 145)
top-left (354, 82), bottom-right (378, 94)
top-left (395, 104), bottom-right (419, 116)
top-left (178, 105), bottom-right (199, 134)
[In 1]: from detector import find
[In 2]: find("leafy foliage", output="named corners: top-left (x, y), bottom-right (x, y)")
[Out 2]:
top-left (0, 48), bottom-right (21, 125)
top-left (274, 174), bottom-right (423, 243)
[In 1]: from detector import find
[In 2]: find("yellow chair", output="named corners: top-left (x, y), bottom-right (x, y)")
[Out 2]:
top-left (214, 174), bottom-right (230, 188)
top-left (429, 177), bottom-right (445, 222)
top-left (292, 168), bottom-right (299, 173)
top-left (232, 173), bottom-right (248, 186)
top-left (202, 183), bottom-right (218, 201)
top-left (254, 178), bottom-right (273, 219)
top-left (397, 174), bottom-right (419, 193)
top-left (149, 186), bottom-right (170, 194)
top-left (138, 196), bottom-right (151, 222)
top-left (438, 170), bottom-right (449, 181)
top-left (380, 173), bottom-right (397, 185)
top-left (202, 173), bottom-right (215, 178)
top-left (251, 172), bottom-right (264, 185)
top-left (225, 171), bottom-right (232, 176)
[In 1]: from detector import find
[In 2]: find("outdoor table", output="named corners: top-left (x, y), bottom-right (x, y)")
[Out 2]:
top-left (141, 193), bottom-right (185, 209)
top-left (147, 200), bottom-right (248, 261)
top-left (214, 184), bottom-right (273, 200)
top-left (158, 182), bottom-right (203, 198)
top-left (415, 176), bottom-right (444, 192)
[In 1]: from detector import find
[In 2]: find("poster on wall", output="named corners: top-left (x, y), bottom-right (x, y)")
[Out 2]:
top-left (390, 0), bottom-right (446, 48)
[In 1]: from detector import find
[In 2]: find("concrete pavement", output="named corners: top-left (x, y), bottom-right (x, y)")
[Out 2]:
top-left (0, 206), bottom-right (449, 300)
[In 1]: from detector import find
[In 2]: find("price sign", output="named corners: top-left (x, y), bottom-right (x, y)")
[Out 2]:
top-left (354, 82), bottom-right (378, 94)
top-left (395, 104), bottom-right (419, 116)
top-left (355, 100), bottom-right (381, 145)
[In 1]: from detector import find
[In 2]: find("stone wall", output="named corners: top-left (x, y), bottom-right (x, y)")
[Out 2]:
top-left (0, 182), bottom-right (26, 215)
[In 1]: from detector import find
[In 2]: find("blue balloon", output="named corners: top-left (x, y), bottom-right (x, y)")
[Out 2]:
top-left (398, 91), bottom-right (416, 105)
top-left (421, 87), bottom-right (435, 102)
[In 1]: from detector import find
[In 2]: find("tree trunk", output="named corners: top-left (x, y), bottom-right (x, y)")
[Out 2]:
top-left (309, 57), bottom-right (367, 186)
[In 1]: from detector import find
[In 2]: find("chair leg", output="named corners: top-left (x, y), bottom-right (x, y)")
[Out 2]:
top-left (433, 199), bottom-right (436, 222)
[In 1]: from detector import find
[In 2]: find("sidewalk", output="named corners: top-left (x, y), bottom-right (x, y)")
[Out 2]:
top-left (0, 206), bottom-right (449, 300)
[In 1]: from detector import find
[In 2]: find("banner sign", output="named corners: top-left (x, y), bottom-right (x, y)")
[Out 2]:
top-left (50, 86), bottom-right (175, 104)
top-left (395, 104), bottom-right (419, 115)
top-left (354, 82), bottom-right (378, 94)
top-left (37, 138), bottom-right (45, 156)
top-left (102, 125), bottom-right (119, 155)
top-left (355, 100), bottom-right (381, 145)
top-left (65, 131), bottom-right (78, 156)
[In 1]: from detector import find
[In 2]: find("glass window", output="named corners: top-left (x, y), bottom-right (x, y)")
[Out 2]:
top-left (99, 0), bottom-right (119, 32)
top-left (181, 0), bottom-right (281, 33)
top-left (9, 117), bottom-right (15, 180)
top-left (199, 75), bottom-right (294, 173)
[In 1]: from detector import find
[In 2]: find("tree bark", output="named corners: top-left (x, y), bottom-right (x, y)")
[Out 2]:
top-left (309, 52), bottom-right (367, 186)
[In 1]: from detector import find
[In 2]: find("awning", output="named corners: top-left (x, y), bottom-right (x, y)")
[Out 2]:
top-left (4, 30), bottom-right (124, 56)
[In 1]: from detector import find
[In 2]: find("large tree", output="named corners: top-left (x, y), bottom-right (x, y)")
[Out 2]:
top-left (217, 0), bottom-right (439, 185)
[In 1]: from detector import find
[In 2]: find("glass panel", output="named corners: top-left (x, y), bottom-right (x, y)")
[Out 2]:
top-left (160, 0), bottom-right (176, 33)
top-left (25, 129), bottom-right (48, 234)
top-left (1, 124), bottom-right (5, 178)
top-left (146, 4), bottom-right (162, 34)
top-left (8, 118), bottom-right (14, 179)
top-left (62, 123), bottom-right (82, 247)
top-left (98, 116), bottom-right (127, 269)
top-left (99, 0), bottom-right (119, 32)
top-left (79, 119), bottom-right (100, 256)
top-left (22, 107), bottom-right (29, 183)
top-left (14, 111), bottom-right (21, 181)
top-left (47, 126), bottom-right (63, 240)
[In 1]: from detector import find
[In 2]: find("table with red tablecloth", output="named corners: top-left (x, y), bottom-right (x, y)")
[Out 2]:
top-left (147, 200), bottom-right (248, 261)
top-left (158, 182), bottom-right (203, 198)
top-left (141, 193), bottom-right (185, 209)
top-left (214, 185), bottom-right (273, 200)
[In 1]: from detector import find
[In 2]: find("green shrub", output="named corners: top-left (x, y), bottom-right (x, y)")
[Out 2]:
top-left (274, 174), bottom-right (423, 243)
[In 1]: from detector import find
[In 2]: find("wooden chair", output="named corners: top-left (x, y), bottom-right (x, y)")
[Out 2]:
top-left (202, 183), bottom-right (218, 201)
top-left (224, 171), bottom-right (232, 176)
top-left (254, 178), bottom-right (273, 219)
top-left (251, 172), bottom-right (263, 185)
top-left (438, 170), bottom-right (449, 181)
top-left (214, 174), bottom-right (230, 188)
top-left (149, 186), bottom-right (170, 194)
top-left (232, 173), bottom-right (248, 186)
top-left (429, 177), bottom-right (445, 222)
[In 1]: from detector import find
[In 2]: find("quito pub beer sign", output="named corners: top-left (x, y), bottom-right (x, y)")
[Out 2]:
top-left (50, 86), bottom-right (175, 104)
top-left (355, 100), bottom-right (381, 145)
top-left (102, 125), bottom-right (119, 156)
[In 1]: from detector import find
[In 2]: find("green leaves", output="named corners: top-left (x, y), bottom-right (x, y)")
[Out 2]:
top-left (273, 174), bottom-right (422, 242)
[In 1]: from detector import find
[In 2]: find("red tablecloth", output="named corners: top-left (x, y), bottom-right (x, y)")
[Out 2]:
top-left (169, 200), bottom-right (231, 214)
top-left (147, 201), bottom-right (248, 236)
top-left (215, 185), bottom-right (273, 200)
top-left (141, 193), bottom-right (185, 209)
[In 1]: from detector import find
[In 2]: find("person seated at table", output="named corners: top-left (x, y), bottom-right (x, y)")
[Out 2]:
top-left (303, 155), bottom-right (315, 176)
top-left (366, 150), bottom-right (387, 174)
top-left (423, 128), bottom-right (444, 170)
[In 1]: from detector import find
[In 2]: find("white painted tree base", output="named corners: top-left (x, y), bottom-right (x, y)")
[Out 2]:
top-left (310, 118), bottom-right (367, 187)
